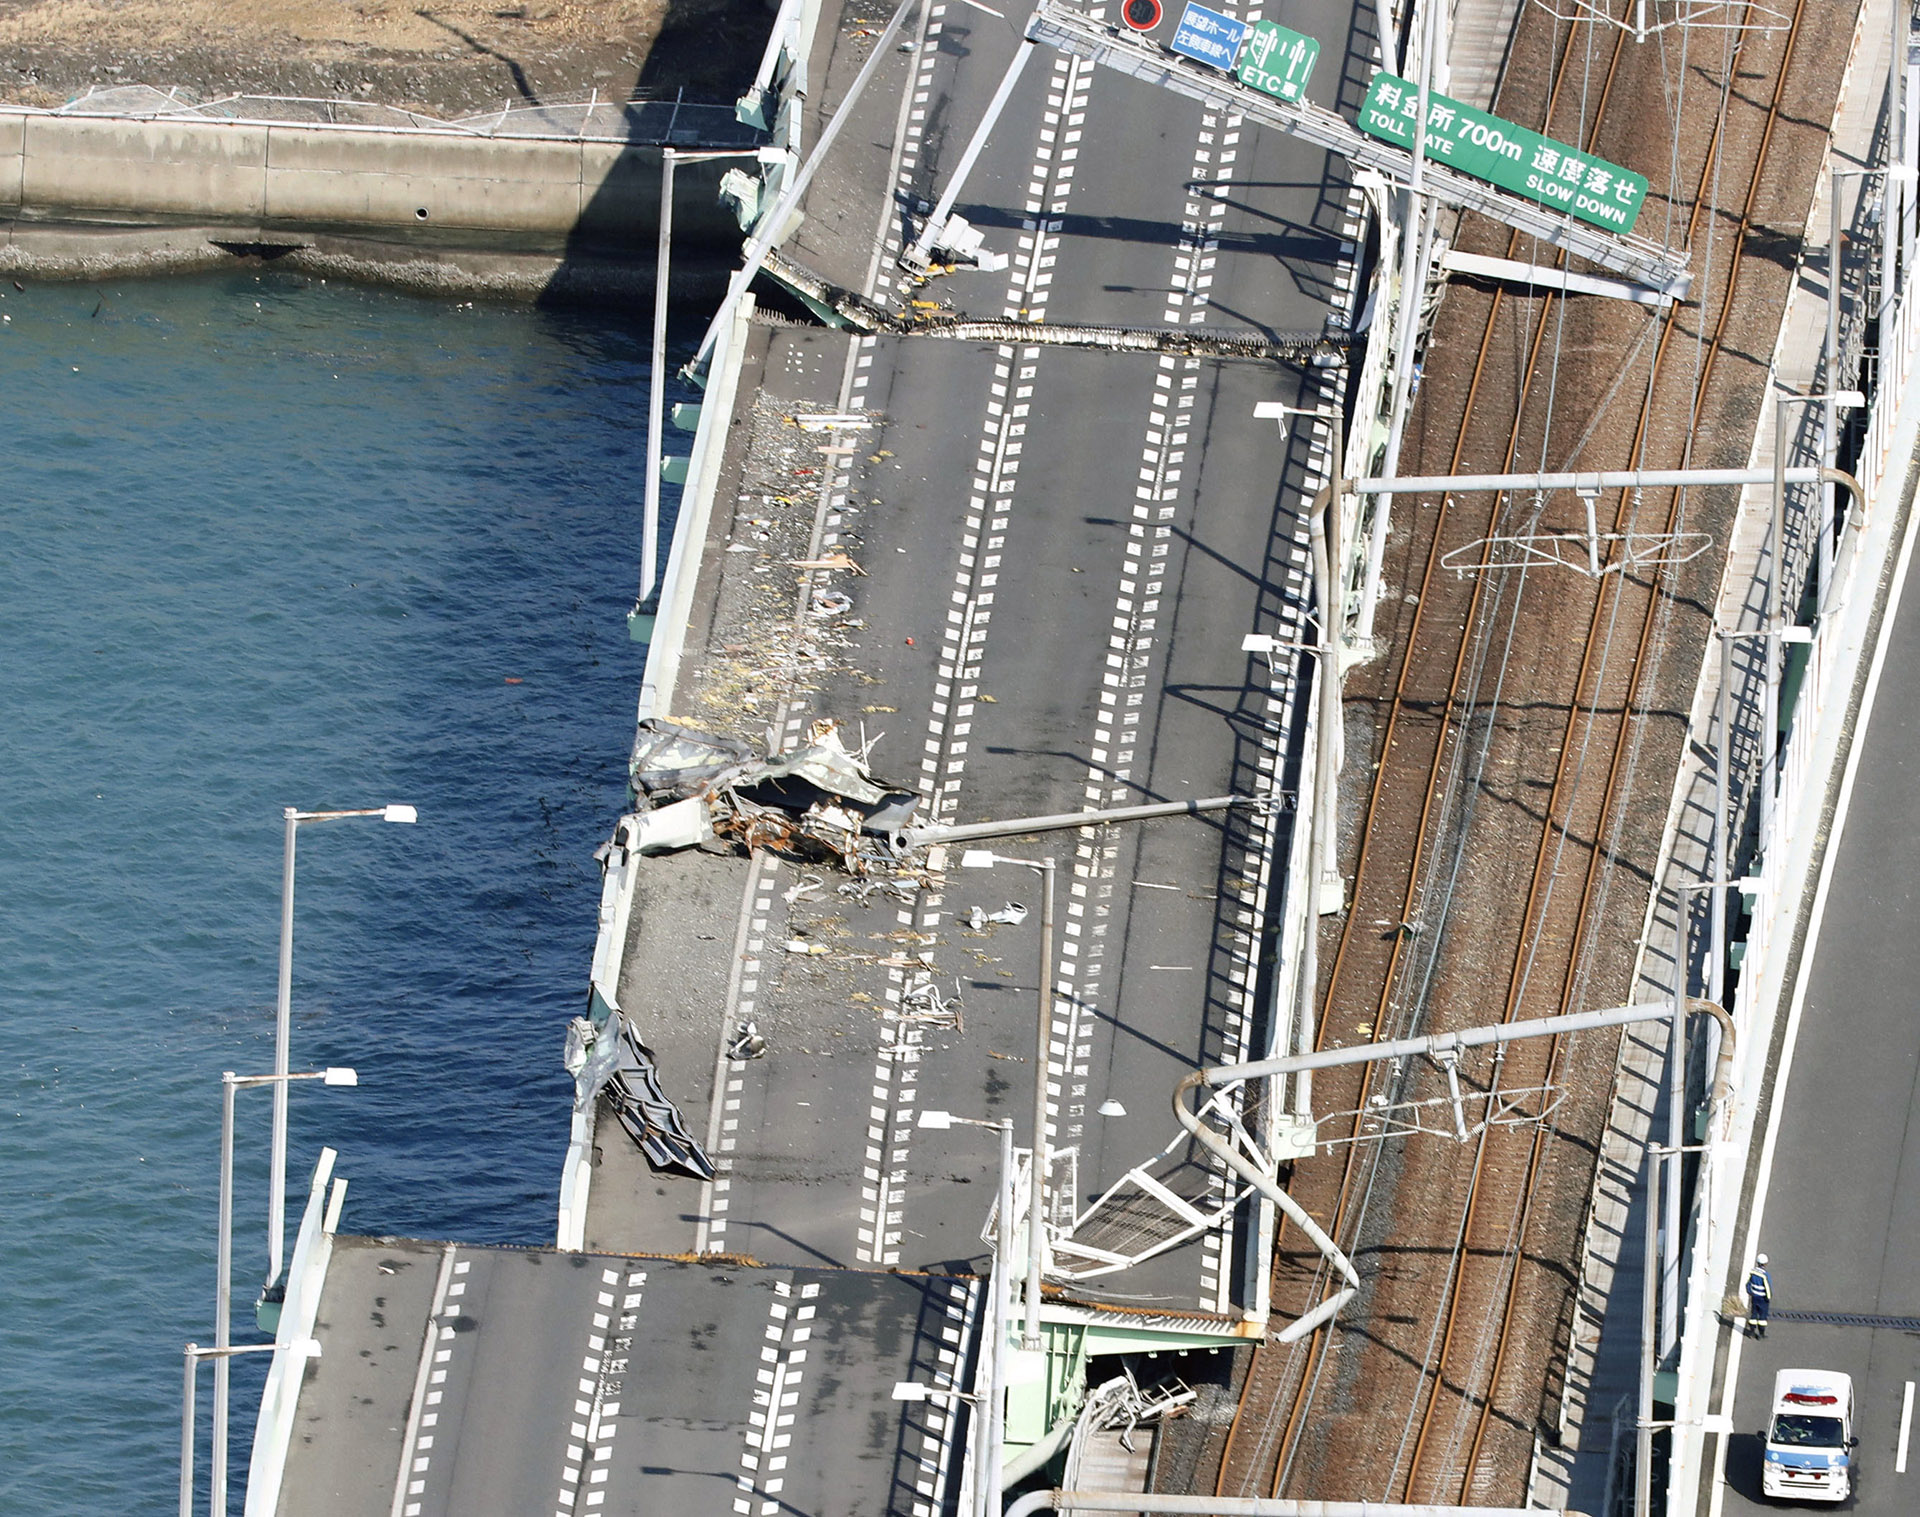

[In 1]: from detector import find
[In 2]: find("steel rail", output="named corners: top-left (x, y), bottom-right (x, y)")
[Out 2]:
top-left (1407, 1), bottom-right (1814, 1501)
top-left (1456, 11), bottom-right (1813, 1499)
top-left (1225, 205), bottom-right (1569, 1506)
top-left (1215, 0), bottom-right (1811, 1502)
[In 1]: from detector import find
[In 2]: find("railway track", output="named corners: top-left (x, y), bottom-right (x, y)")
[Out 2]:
top-left (1213, 0), bottom-right (1830, 1506)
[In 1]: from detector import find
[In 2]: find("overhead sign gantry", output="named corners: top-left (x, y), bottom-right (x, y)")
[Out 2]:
top-left (1014, 0), bottom-right (1692, 301)
top-left (1358, 72), bottom-right (1650, 234)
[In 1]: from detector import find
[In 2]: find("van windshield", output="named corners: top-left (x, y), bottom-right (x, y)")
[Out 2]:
top-left (1771, 1414), bottom-right (1846, 1448)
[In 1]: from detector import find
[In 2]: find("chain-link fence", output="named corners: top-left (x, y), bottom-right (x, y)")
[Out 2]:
top-left (44, 84), bottom-right (763, 148)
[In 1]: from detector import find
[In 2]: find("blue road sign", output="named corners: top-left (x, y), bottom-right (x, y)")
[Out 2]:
top-left (1169, 1), bottom-right (1248, 70)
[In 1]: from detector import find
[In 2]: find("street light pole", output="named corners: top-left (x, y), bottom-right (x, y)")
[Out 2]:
top-left (218, 1067), bottom-right (358, 1517)
top-left (643, 145), bottom-right (677, 615)
top-left (636, 145), bottom-right (760, 623)
top-left (269, 804), bottom-right (413, 1294)
top-left (215, 1077), bottom-right (237, 1510)
top-left (958, 851), bottom-right (1056, 1353)
top-left (1027, 857), bottom-right (1055, 1353)
top-left (989, 1115), bottom-right (1014, 1515)
top-left (1662, 881), bottom-right (1715, 1360)
top-left (920, 1110), bottom-right (1015, 1517)
top-left (181, 1342), bottom-right (197, 1517)
top-left (1635, 1133), bottom-right (1659, 1517)
top-left (180, 1341), bottom-right (279, 1517)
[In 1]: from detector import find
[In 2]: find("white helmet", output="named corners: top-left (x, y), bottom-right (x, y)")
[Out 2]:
top-left (1756, 1254), bottom-right (1768, 1265)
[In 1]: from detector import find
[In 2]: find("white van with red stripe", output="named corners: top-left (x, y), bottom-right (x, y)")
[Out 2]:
top-left (1762, 1369), bottom-right (1856, 1501)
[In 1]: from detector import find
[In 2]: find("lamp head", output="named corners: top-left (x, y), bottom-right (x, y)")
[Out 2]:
top-left (917, 1109), bottom-right (955, 1130)
top-left (382, 805), bottom-right (418, 824)
top-left (321, 1067), bottom-right (359, 1087)
top-left (959, 850), bottom-right (996, 870)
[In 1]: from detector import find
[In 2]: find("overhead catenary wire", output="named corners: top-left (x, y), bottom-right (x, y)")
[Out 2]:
top-left (1219, 0), bottom-right (1817, 1505)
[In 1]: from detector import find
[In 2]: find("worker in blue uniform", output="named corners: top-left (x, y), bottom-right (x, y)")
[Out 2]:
top-left (1746, 1254), bottom-right (1773, 1338)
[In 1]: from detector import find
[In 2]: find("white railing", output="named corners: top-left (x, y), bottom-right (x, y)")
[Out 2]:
top-left (635, 291), bottom-right (760, 726)
top-left (556, 814), bottom-right (642, 1251)
top-left (244, 1149), bottom-right (344, 1517)
top-left (555, 221), bottom-right (760, 1250)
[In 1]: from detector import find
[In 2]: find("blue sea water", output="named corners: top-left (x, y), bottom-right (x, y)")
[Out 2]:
top-left (0, 271), bottom-right (687, 1512)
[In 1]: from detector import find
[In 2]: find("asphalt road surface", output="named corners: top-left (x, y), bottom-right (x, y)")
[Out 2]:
top-left (591, 0), bottom-right (1378, 1321)
top-left (280, 1237), bottom-right (980, 1517)
top-left (1713, 544), bottom-right (1920, 1514)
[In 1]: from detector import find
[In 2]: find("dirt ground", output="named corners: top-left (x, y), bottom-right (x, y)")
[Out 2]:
top-left (0, 0), bottom-right (773, 117)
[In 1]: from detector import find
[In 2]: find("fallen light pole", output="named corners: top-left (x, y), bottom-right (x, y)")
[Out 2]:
top-left (905, 793), bottom-right (1258, 847)
top-left (688, 0), bottom-right (918, 377)
top-left (901, 38), bottom-right (1039, 271)
top-left (1172, 1000), bottom-right (1685, 1344)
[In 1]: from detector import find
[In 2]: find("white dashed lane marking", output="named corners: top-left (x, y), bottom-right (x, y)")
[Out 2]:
top-left (735, 1279), bottom-right (818, 1515)
top-left (705, 394), bottom-right (867, 1254)
top-left (863, 42), bottom-right (1098, 1268)
top-left (554, 1265), bottom-right (646, 1515)
top-left (395, 1249), bottom-right (465, 1516)
top-left (903, 1279), bottom-right (982, 1517)
top-left (1046, 9), bottom-right (1361, 1305)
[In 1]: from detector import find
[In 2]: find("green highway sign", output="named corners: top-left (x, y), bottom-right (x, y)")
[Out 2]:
top-left (1234, 20), bottom-right (1318, 103)
top-left (1357, 71), bottom-right (1648, 235)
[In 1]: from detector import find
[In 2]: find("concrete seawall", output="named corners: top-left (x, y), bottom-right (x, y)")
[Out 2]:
top-left (0, 109), bottom-right (758, 297)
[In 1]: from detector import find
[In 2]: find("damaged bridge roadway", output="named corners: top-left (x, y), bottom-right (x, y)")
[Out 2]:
top-left (585, 0), bottom-right (1374, 1324)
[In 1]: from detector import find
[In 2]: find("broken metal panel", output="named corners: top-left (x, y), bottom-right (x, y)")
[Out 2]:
top-left (737, 735), bottom-right (895, 808)
top-left (572, 1013), bottom-right (717, 1181)
top-left (629, 718), bottom-right (754, 797)
top-left (565, 1013), bottom-right (624, 1114)
top-left (1048, 1096), bottom-right (1254, 1283)
top-left (1063, 1368), bottom-right (1196, 1481)
top-left (899, 971), bottom-right (964, 1029)
top-left (629, 717), bottom-right (934, 885)
top-left (633, 795), bottom-right (717, 854)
